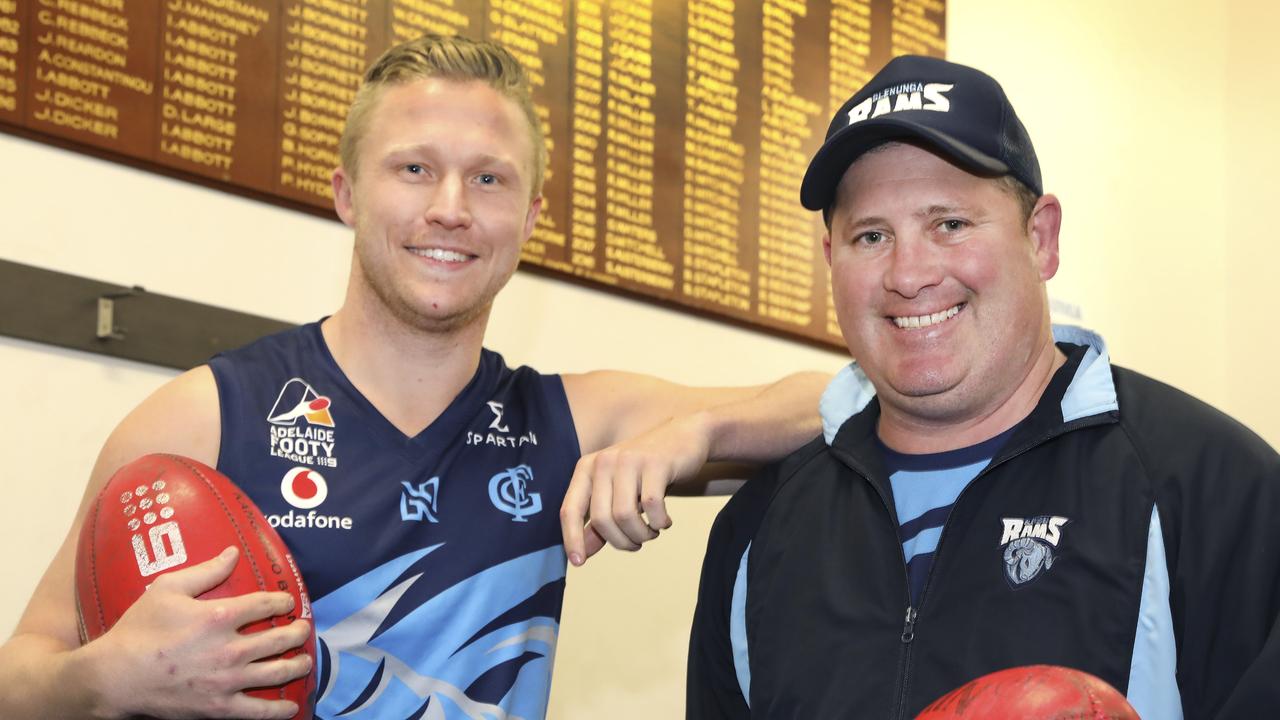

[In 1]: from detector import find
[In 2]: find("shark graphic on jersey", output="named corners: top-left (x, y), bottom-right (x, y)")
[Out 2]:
top-left (209, 323), bottom-right (581, 719)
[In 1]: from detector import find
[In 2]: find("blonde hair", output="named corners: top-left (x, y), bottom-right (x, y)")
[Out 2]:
top-left (339, 34), bottom-right (546, 195)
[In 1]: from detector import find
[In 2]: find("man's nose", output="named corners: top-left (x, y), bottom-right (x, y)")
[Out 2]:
top-left (883, 235), bottom-right (944, 298)
top-left (424, 174), bottom-right (472, 229)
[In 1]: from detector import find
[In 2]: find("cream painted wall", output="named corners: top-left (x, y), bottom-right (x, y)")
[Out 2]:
top-left (1223, 1), bottom-right (1280, 448)
top-left (1, 0), bottom-right (1276, 717)
top-left (950, 0), bottom-right (1231, 410)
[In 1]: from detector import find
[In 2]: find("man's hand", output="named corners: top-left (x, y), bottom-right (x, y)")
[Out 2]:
top-left (87, 546), bottom-right (313, 719)
top-left (560, 412), bottom-right (712, 566)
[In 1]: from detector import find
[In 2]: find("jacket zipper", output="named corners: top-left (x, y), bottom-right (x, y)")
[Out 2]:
top-left (832, 420), bottom-right (1111, 719)
top-left (838, 451), bottom-right (919, 719)
top-left (895, 606), bottom-right (918, 717)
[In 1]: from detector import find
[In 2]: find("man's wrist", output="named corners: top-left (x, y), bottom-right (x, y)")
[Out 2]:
top-left (689, 408), bottom-right (726, 463)
top-left (62, 639), bottom-right (128, 720)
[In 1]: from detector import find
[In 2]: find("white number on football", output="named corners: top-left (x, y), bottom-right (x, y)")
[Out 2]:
top-left (131, 521), bottom-right (188, 577)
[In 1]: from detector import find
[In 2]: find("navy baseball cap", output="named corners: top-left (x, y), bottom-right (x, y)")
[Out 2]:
top-left (800, 55), bottom-right (1042, 214)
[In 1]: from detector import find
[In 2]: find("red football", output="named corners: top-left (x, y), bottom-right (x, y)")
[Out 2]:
top-left (915, 665), bottom-right (1139, 719)
top-left (75, 453), bottom-right (315, 717)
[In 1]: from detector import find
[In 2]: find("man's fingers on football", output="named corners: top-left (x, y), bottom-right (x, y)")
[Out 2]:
top-left (639, 469), bottom-right (672, 531)
top-left (219, 591), bottom-right (295, 627)
top-left (220, 693), bottom-right (299, 720)
top-left (242, 648), bottom-right (314, 687)
top-left (239, 621), bottom-right (313, 662)
top-left (159, 546), bottom-right (240, 597)
top-left (560, 462), bottom-right (593, 564)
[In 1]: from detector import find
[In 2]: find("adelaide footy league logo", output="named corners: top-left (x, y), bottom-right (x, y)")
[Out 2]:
top-left (999, 515), bottom-right (1069, 588)
top-left (268, 378), bottom-right (334, 427)
top-left (267, 378), bottom-right (338, 468)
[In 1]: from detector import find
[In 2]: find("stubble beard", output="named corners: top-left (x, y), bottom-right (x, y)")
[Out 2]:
top-left (354, 237), bottom-right (497, 337)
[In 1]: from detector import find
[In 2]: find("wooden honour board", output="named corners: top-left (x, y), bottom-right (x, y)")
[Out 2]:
top-left (0, 0), bottom-right (945, 348)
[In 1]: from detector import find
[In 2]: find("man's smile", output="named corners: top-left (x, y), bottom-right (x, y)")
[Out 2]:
top-left (890, 303), bottom-right (965, 330)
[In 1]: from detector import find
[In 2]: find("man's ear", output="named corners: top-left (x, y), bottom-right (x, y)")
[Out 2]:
top-left (823, 231), bottom-right (833, 266)
top-left (1028, 193), bottom-right (1062, 281)
top-left (522, 194), bottom-right (544, 243)
top-left (333, 166), bottom-right (355, 227)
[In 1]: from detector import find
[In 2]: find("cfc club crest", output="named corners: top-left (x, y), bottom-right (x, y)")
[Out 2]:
top-left (999, 515), bottom-right (1069, 588)
top-left (489, 464), bottom-right (541, 522)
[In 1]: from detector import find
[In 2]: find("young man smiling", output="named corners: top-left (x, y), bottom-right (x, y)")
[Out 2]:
top-left (689, 55), bottom-right (1280, 719)
top-left (0, 36), bottom-right (826, 720)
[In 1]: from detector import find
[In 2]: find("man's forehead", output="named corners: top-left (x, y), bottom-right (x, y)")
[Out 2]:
top-left (847, 140), bottom-right (1010, 188)
top-left (847, 141), bottom-right (978, 180)
top-left (831, 145), bottom-right (1010, 221)
top-left (374, 78), bottom-right (517, 121)
top-left (366, 80), bottom-right (531, 152)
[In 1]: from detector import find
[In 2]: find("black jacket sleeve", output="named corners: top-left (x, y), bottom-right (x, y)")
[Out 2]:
top-left (1189, 439), bottom-right (1280, 720)
top-left (687, 458), bottom-right (791, 719)
top-left (1119, 369), bottom-right (1280, 719)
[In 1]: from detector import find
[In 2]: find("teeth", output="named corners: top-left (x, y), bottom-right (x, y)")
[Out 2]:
top-left (410, 247), bottom-right (470, 262)
top-left (893, 304), bottom-right (961, 329)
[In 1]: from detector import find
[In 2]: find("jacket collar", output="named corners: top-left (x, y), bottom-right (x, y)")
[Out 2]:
top-left (820, 324), bottom-right (1119, 446)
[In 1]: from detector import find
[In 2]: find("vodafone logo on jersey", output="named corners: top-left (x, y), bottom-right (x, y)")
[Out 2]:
top-left (281, 467), bottom-right (328, 509)
top-left (267, 467), bottom-right (353, 531)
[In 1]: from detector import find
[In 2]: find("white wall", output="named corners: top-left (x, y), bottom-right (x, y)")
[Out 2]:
top-left (2, 1), bottom-right (1277, 717)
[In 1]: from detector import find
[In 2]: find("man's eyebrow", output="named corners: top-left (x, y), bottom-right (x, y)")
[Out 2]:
top-left (843, 215), bottom-right (890, 234)
top-left (470, 153), bottom-right (519, 170)
top-left (382, 146), bottom-right (518, 170)
top-left (916, 204), bottom-right (979, 218)
top-left (384, 142), bottom-right (434, 157)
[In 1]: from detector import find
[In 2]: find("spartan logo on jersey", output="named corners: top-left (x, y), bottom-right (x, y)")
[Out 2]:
top-left (487, 401), bottom-right (509, 431)
top-left (846, 82), bottom-right (954, 126)
top-left (267, 378), bottom-right (338, 468)
top-left (489, 464), bottom-right (542, 522)
top-left (268, 378), bottom-right (334, 427)
top-left (467, 400), bottom-right (539, 449)
top-left (400, 477), bottom-right (440, 523)
top-left (999, 515), bottom-right (1069, 588)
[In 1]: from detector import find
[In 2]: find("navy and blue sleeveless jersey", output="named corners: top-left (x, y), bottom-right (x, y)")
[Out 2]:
top-left (208, 322), bottom-right (580, 719)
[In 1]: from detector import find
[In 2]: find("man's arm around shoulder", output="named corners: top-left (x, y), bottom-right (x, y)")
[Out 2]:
top-left (559, 370), bottom-right (828, 565)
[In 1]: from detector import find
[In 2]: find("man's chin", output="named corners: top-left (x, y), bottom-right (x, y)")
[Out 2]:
top-left (879, 372), bottom-right (975, 418)
top-left (884, 365), bottom-right (963, 399)
top-left (381, 294), bottom-right (488, 335)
